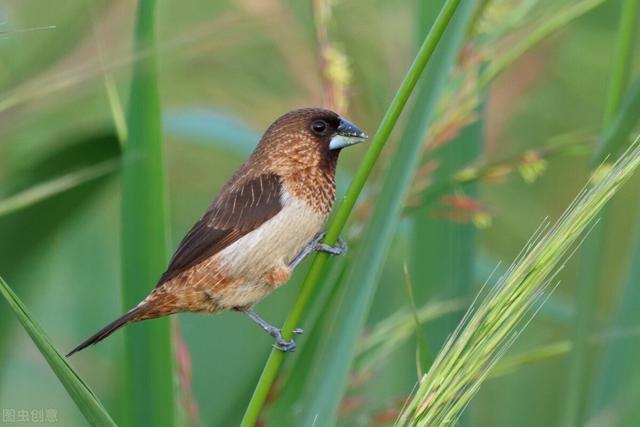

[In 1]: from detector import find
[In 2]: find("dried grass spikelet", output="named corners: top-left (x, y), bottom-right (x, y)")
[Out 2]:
top-left (313, 0), bottom-right (352, 113)
top-left (397, 136), bottom-right (640, 426)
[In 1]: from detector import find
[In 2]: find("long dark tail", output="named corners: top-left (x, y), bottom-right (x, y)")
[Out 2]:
top-left (66, 305), bottom-right (146, 357)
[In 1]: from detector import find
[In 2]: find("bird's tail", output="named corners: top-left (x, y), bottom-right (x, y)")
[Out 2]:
top-left (66, 305), bottom-right (147, 357)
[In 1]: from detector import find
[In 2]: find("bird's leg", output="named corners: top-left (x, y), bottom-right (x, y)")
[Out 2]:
top-left (242, 309), bottom-right (303, 352)
top-left (288, 231), bottom-right (348, 270)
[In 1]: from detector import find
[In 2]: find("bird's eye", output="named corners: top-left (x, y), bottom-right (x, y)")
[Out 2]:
top-left (311, 120), bottom-right (328, 135)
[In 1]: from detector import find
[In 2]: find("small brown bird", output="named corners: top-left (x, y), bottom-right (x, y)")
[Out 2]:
top-left (67, 107), bottom-right (367, 356)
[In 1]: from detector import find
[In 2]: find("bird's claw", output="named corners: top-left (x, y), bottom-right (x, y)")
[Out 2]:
top-left (268, 326), bottom-right (303, 352)
top-left (314, 234), bottom-right (348, 256)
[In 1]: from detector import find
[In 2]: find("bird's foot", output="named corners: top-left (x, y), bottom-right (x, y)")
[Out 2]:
top-left (314, 235), bottom-right (348, 256)
top-left (289, 231), bottom-right (347, 270)
top-left (269, 326), bottom-right (303, 352)
top-left (243, 309), bottom-right (303, 352)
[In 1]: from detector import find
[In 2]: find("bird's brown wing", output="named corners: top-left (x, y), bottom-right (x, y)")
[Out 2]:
top-left (157, 173), bottom-right (283, 285)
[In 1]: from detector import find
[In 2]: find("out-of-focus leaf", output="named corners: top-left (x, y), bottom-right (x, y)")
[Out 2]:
top-left (0, 159), bottom-right (119, 217)
top-left (119, 1), bottom-right (176, 426)
top-left (164, 108), bottom-right (259, 157)
top-left (563, 3), bottom-right (640, 425)
top-left (594, 78), bottom-right (640, 163)
top-left (411, 97), bottom-right (485, 349)
top-left (0, 276), bottom-right (116, 427)
top-left (353, 298), bottom-right (465, 377)
top-left (0, 132), bottom-right (120, 375)
top-left (588, 207), bottom-right (640, 420)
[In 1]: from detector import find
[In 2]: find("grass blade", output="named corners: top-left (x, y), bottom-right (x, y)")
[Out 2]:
top-left (601, 0), bottom-right (639, 127)
top-left (411, 96), bottom-right (485, 352)
top-left (353, 298), bottom-right (466, 377)
top-left (594, 78), bottom-right (640, 162)
top-left (0, 276), bottom-right (116, 427)
top-left (587, 207), bottom-right (640, 423)
top-left (562, 4), bottom-right (639, 425)
top-left (120, 1), bottom-right (175, 426)
top-left (397, 137), bottom-right (640, 426)
top-left (404, 264), bottom-right (432, 376)
top-left (0, 159), bottom-right (120, 217)
top-left (163, 108), bottom-right (260, 157)
top-left (239, 1), bottom-right (465, 425)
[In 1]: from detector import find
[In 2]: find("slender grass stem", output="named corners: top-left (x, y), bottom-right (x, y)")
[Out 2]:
top-left (239, 1), bottom-right (463, 425)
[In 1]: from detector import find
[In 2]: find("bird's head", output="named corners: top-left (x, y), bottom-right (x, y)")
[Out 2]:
top-left (253, 108), bottom-right (367, 175)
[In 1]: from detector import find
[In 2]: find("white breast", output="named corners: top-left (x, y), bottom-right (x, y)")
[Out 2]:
top-left (215, 189), bottom-right (327, 283)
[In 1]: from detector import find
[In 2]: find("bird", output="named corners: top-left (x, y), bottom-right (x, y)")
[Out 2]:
top-left (67, 107), bottom-right (367, 356)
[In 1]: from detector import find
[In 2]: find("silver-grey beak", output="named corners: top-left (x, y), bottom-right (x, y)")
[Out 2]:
top-left (329, 117), bottom-right (368, 151)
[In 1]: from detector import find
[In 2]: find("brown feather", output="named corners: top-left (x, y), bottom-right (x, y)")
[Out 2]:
top-left (158, 173), bottom-right (283, 284)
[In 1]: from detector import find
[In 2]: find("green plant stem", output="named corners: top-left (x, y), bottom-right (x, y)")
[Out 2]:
top-left (120, 1), bottom-right (175, 426)
top-left (562, 3), bottom-right (639, 426)
top-left (239, 1), bottom-right (463, 425)
top-left (412, 96), bottom-right (484, 352)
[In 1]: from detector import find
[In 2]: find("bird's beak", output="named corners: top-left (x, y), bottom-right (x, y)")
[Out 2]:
top-left (329, 117), bottom-right (368, 151)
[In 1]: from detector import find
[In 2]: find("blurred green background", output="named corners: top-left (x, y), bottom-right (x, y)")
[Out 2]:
top-left (1, 0), bottom-right (640, 426)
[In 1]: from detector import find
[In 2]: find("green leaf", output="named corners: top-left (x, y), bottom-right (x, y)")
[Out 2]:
top-left (119, 1), bottom-right (176, 426)
top-left (562, 3), bottom-right (640, 425)
top-left (0, 159), bottom-right (119, 217)
top-left (163, 108), bottom-right (260, 157)
top-left (411, 96), bottom-right (486, 351)
top-left (587, 217), bottom-right (640, 421)
top-left (594, 78), bottom-right (640, 163)
top-left (0, 276), bottom-right (116, 427)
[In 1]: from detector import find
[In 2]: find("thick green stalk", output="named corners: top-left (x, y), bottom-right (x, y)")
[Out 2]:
top-left (120, 1), bottom-right (175, 426)
top-left (239, 1), bottom-right (463, 425)
top-left (562, 2), bottom-right (639, 426)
